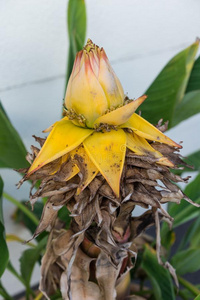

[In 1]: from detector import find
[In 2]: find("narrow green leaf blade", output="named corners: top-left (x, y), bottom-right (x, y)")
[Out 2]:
top-left (141, 245), bottom-right (175, 300)
top-left (172, 90), bottom-right (200, 126)
top-left (189, 217), bottom-right (200, 248)
top-left (178, 215), bottom-right (200, 250)
top-left (184, 173), bottom-right (200, 200)
top-left (0, 282), bottom-right (13, 300)
top-left (0, 177), bottom-right (9, 277)
top-left (171, 248), bottom-right (200, 275)
top-left (7, 261), bottom-right (26, 287)
top-left (168, 198), bottom-right (200, 228)
top-left (13, 200), bottom-right (43, 234)
top-left (65, 0), bottom-right (86, 87)
top-left (194, 293), bottom-right (200, 300)
top-left (58, 205), bottom-right (71, 229)
top-left (0, 223), bottom-right (9, 277)
top-left (186, 150), bottom-right (200, 172)
top-left (186, 55), bottom-right (200, 92)
top-left (140, 41), bottom-right (199, 128)
top-left (0, 102), bottom-right (28, 169)
top-left (20, 236), bottom-right (47, 287)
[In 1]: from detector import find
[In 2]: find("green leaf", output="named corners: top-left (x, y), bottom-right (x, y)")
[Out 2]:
top-left (140, 41), bottom-right (199, 128)
top-left (186, 55), bottom-right (200, 92)
top-left (178, 276), bottom-right (200, 297)
top-left (0, 102), bottom-right (28, 168)
top-left (65, 0), bottom-right (86, 88)
top-left (50, 290), bottom-right (63, 300)
top-left (58, 205), bottom-right (71, 228)
top-left (0, 177), bottom-right (4, 224)
top-left (187, 150), bottom-right (200, 172)
top-left (172, 90), bottom-right (200, 126)
top-left (141, 245), bottom-right (175, 300)
top-left (0, 223), bottom-right (9, 277)
top-left (20, 235), bottom-right (47, 288)
top-left (184, 173), bottom-right (200, 200)
top-left (0, 177), bottom-right (9, 277)
top-left (13, 200), bottom-right (43, 234)
top-left (167, 174), bottom-right (200, 227)
top-left (168, 197), bottom-right (200, 228)
top-left (178, 215), bottom-right (200, 250)
top-left (0, 282), bottom-right (13, 300)
top-left (189, 218), bottom-right (200, 248)
top-left (194, 293), bottom-right (200, 300)
top-left (4, 192), bottom-right (39, 226)
top-left (7, 261), bottom-right (26, 287)
top-left (171, 248), bottom-right (200, 275)
top-left (180, 286), bottom-right (200, 300)
top-left (160, 226), bottom-right (175, 252)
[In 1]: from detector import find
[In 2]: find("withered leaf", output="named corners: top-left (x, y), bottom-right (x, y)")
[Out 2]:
top-left (96, 252), bottom-right (122, 300)
top-left (30, 201), bottom-right (58, 240)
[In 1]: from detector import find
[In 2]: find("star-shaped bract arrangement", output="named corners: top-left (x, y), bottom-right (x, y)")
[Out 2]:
top-left (19, 40), bottom-right (198, 300)
top-left (27, 40), bottom-right (180, 197)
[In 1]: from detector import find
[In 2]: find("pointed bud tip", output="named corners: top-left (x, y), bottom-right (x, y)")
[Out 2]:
top-left (84, 38), bottom-right (99, 53)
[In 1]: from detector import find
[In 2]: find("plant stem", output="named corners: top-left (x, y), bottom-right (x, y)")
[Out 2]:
top-left (3, 192), bottom-right (39, 226)
top-left (0, 282), bottom-right (13, 300)
top-left (7, 261), bottom-right (35, 298)
top-left (6, 234), bottom-right (36, 247)
top-left (178, 275), bottom-right (200, 296)
top-left (7, 261), bottom-right (26, 287)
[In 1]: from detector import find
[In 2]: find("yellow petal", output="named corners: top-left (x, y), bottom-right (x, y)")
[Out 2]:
top-left (126, 132), bottom-right (174, 167)
top-left (122, 113), bottom-right (182, 148)
top-left (83, 130), bottom-right (126, 197)
top-left (94, 95), bottom-right (147, 126)
top-left (43, 117), bottom-right (69, 133)
top-left (71, 145), bottom-right (98, 194)
top-left (98, 48), bottom-right (124, 107)
top-left (65, 51), bottom-right (108, 128)
top-left (27, 119), bottom-right (93, 176)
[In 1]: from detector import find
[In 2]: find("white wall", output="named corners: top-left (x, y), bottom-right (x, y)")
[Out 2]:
top-left (0, 0), bottom-right (200, 297)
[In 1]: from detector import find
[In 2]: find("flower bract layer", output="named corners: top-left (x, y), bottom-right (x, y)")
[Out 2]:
top-left (27, 42), bottom-right (182, 195)
top-left (26, 40), bottom-right (181, 197)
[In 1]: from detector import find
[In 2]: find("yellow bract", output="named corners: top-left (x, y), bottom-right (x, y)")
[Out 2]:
top-left (126, 132), bottom-right (174, 167)
top-left (83, 130), bottom-right (126, 197)
top-left (42, 117), bottom-right (69, 133)
top-left (27, 103), bottom-right (180, 196)
top-left (122, 113), bottom-right (181, 148)
top-left (94, 95), bottom-right (147, 126)
top-left (26, 41), bottom-right (182, 198)
top-left (27, 119), bottom-right (93, 176)
top-left (71, 145), bottom-right (98, 194)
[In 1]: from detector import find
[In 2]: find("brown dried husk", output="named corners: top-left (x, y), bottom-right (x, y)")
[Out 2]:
top-left (18, 132), bottom-right (198, 300)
